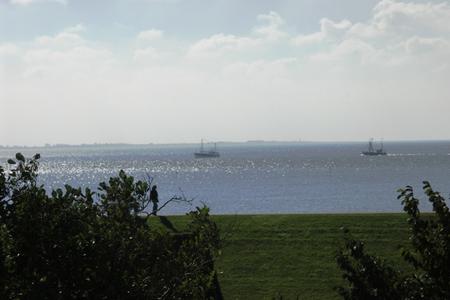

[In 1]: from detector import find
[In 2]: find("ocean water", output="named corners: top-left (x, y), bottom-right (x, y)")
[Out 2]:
top-left (1, 141), bottom-right (450, 215)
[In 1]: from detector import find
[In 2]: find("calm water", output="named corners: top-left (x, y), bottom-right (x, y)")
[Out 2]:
top-left (1, 141), bottom-right (450, 214)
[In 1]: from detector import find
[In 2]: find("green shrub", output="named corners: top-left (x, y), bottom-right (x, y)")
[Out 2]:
top-left (337, 181), bottom-right (450, 300)
top-left (0, 153), bottom-right (220, 299)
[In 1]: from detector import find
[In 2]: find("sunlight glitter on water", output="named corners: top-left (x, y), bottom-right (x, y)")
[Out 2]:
top-left (2, 141), bottom-right (450, 214)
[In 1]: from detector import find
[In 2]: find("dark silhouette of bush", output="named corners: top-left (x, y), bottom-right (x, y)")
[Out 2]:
top-left (337, 181), bottom-right (450, 300)
top-left (0, 153), bottom-right (221, 299)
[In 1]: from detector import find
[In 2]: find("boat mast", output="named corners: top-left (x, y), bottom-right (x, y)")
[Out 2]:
top-left (368, 138), bottom-right (374, 152)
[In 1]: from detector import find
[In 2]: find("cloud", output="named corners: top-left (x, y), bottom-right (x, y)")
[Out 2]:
top-left (35, 32), bottom-right (84, 49)
top-left (253, 11), bottom-right (287, 41)
top-left (222, 58), bottom-right (298, 81)
top-left (311, 39), bottom-right (376, 63)
top-left (187, 33), bottom-right (261, 59)
top-left (372, 0), bottom-right (450, 36)
top-left (187, 11), bottom-right (288, 60)
top-left (136, 29), bottom-right (164, 42)
top-left (321, 18), bottom-right (352, 38)
top-left (405, 36), bottom-right (450, 55)
top-left (133, 47), bottom-right (162, 62)
top-left (292, 0), bottom-right (450, 67)
top-left (23, 46), bottom-right (114, 78)
top-left (3, 3), bottom-right (450, 144)
top-left (291, 32), bottom-right (323, 47)
top-left (11, 25), bottom-right (115, 79)
top-left (134, 29), bottom-right (168, 65)
top-left (0, 43), bottom-right (22, 79)
top-left (348, 0), bottom-right (450, 40)
top-left (65, 24), bottom-right (86, 33)
top-left (10, 0), bottom-right (67, 5)
top-left (4, 3), bottom-right (450, 77)
top-left (0, 43), bottom-right (20, 57)
top-left (33, 24), bottom-right (86, 49)
top-left (291, 18), bottom-right (351, 46)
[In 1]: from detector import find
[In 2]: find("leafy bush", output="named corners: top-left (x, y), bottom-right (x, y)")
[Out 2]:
top-left (0, 153), bottom-right (221, 299)
top-left (337, 181), bottom-right (450, 300)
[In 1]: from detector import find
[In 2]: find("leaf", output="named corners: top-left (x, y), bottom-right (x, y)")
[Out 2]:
top-left (33, 153), bottom-right (41, 160)
top-left (15, 153), bottom-right (25, 162)
top-left (7, 159), bottom-right (16, 164)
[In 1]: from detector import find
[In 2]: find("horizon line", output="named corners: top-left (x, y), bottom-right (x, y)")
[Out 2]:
top-left (2, 138), bottom-right (450, 148)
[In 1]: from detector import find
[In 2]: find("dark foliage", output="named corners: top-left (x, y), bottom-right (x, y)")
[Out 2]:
top-left (0, 153), bottom-right (220, 299)
top-left (337, 181), bottom-right (450, 300)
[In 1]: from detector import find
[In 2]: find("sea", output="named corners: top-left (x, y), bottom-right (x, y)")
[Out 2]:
top-left (1, 141), bottom-right (450, 215)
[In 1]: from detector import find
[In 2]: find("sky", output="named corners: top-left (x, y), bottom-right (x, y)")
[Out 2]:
top-left (1, 0), bottom-right (450, 145)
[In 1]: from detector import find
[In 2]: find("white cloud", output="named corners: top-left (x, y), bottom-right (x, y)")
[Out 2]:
top-left (311, 39), bottom-right (376, 63)
top-left (347, 23), bottom-right (384, 40)
top-left (321, 18), bottom-right (352, 39)
top-left (33, 24), bottom-right (87, 49)
top-left (21, 47), bottom-right (114, 80)
top-left (187, 11), bottom-right (288, 60)
top-left (0, 43), bottom-right (22, 81)
top-left (222, 58), bottom-right (298, 81)
top-left (0, 43), bottom-right (20, 57)
top-left (137, 29), bottom-right (164, 42)
top-left (257, 11), bottom-right (284, 27)
top-left (10, 0), bottom-right (67, 5)
top-left (344, 0), bottom-right (450, 41)
top-left (3, 3), bottom-right (450, 144)
top-left (9, 25), bottom-right (115, 79)
top-left (134, 29), bottom-right (165, 64)
top-left (405, 36), bottom-right (450, 55)
top-left (187, 33), bottom-right (260, 59)
top-left (133, 47), bottom-right (162, 62)
top-left (35, 32), bottom-right (84, 49)
top-left (372, 0), bottom-right (450, 36)
top-left (65, 24), bottom-right (86, 33)
top-left (291, 32), bottom-right (323, 47)
top-left (293, 0), bottom-right (450, 67)
top-left (253, 11), bottom-right (287, 41)
top-left (291, 18), bottom-right (351, 46)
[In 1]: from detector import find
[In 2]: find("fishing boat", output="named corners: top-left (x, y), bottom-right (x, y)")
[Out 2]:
top-left (361, 138), bottom-right (387, 156)
top-left (194, 139), bottom-right (220, 158)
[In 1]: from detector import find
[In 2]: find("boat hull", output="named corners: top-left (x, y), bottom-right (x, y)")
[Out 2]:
top-left (361, 151), bottom-right (387, 156)
top-left (194, 152), bottom-right (220, 158)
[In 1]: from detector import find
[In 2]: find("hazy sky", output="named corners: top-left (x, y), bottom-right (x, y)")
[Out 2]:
top-left (1, 0), bottom-right (450, 145)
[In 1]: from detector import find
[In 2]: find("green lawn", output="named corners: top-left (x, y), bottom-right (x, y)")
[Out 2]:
top-left (151, 213), bottom-right (411, 299)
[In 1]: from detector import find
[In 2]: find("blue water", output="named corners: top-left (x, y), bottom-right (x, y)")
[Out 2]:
top-left (1, 141), bottom-right (450, 214)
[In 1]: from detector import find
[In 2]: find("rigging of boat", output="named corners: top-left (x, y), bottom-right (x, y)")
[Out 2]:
top-left (194, 139), bottom-right (220, 158)
top-left (361, 138), bottom-right (387, 156)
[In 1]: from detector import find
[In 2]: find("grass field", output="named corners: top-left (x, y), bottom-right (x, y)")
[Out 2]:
top-left (151, 213), bottom-right (412, 300)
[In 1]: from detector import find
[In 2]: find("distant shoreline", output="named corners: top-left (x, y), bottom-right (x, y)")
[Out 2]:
top-left (2, 139), bottom-right (450, 149)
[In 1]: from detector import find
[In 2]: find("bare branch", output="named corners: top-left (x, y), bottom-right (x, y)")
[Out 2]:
top-left (156, 195), bottom-right (194, 214)
top-left (145, 172), bottom-right (154, 186)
